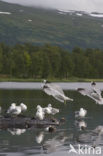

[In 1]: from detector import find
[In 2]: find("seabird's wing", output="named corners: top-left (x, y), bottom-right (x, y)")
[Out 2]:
top-left (77, 88), bottom-right (97, 97)
top-left (90, 92), bottom-right (101, 101)
top-left (43, 83), bottom-right (70, 103)
top-left (93, 88), bottom-right (101, 96)
top-left (91, 81), bottom-right (102, 95)
top-left (43, 85), bottom-right (53, 96)
top-left (48, 83), bottom-right (64, 95)
top-left (77, 88), bottom-right (88, 96)
top-left (43, 84), bottom-right (64, 102)
top-left (53, 93), bottom-right (64, 103)
top-left (52, 108), bottom-right (59, 115)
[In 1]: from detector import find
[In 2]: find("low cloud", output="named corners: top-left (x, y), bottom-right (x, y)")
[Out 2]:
top-left (2, 0), bottom-right (103, 13)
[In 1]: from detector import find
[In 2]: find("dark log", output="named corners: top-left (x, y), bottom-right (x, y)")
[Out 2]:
top-left (0, 115), bottom-right (59, 130)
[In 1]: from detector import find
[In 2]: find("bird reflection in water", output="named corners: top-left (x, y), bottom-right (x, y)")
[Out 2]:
top-left (42, 132), bottom-right (69, 154)
top-left (8, 128), bottom-right (26, 136)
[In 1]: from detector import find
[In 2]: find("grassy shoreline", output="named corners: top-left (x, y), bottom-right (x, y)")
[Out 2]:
top-left (0, 78), bottom-right (103, 82)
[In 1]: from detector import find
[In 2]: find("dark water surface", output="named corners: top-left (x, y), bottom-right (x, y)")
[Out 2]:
top-left (0, 83), bottom-right (103, 156)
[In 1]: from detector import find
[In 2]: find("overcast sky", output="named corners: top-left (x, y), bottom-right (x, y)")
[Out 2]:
top-left (2, 0), bottom-right (103, 13)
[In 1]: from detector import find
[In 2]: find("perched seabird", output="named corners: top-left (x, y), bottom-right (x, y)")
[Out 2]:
top-left (77, 82), bottom-right (103, 105)
top-left (7, 103), bottom-right (27, 116)
top-left (7, 103), bottom-right (17, 114)
top-left (36, 105), bottom-right (43, 112)
top-left (75, 108), bottom-right (87, 118)
top-left (47, 104), bottom-right (59, 115)
top-left (10, 106), bottom-right (22, 115)
top-left (36, 105), bottom-right (45, 120)
top-left (43, 104), bottom-right (59, 115)
top-left (20, 103), bottom-right (27, 112)
top-left (42, 80), bottom-right (73, 103)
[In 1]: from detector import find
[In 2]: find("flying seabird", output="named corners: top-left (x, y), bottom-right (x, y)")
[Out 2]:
top-left (77, 82), bottom-right (103, 105)
top-left (42, 80), bottom-right (73, 103)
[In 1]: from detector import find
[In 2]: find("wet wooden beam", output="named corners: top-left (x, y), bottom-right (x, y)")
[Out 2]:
top-left (0, 115), bottom-right (59, 129)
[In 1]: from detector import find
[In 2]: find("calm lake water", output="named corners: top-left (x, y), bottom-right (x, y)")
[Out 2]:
top-left (0, 82), bottom-right (103, 156)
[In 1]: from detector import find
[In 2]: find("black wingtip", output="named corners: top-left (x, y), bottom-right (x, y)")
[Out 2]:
top-left (77, 88), bottom-right (84, 91)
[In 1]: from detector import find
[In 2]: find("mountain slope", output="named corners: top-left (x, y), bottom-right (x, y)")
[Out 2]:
top-left (0, 0), bottom-right (103, 50)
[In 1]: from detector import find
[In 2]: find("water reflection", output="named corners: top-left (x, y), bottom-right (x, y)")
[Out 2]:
top-left (75, 120), bottom-right (87, 131)
top-left (8, 128), bottom-right (26, 136)
top-left (42, 132), bottom-right (69, 154)
top-left (35, 131), bottom-right (44, 144)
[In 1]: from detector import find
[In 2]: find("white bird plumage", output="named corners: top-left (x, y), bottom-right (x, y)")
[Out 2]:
top-left (35, 104), bottom-right (59, 120)
top-left (7, 103), bottom-right (17, 114)
top-left (10, 106), bottom-right (22, 115)
top-left (42, 104), bottom-right (59, 115)
top-left (43, 105), bottom-right (52, 115)
top-left (77, 82), bottom-right (103, 105)
top-left (7, 103), bottom-right (27, 115)
top-left (42, 80), bottom-right (73, 103)
top-left (36, 105), bottom-right (45, 120)
top-left (47, 104), bottom-right (59, 115)
top-left (20, 103), bottom-right (27, 112)
top-left (75, 108), bottom-right (87, 118)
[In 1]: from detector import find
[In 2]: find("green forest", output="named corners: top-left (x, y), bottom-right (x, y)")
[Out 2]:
top-left (0, 43), bottom-right (103, 80)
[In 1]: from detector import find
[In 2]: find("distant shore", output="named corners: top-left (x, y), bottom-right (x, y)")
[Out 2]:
top-left (0, 78), bottom-right (103, 82)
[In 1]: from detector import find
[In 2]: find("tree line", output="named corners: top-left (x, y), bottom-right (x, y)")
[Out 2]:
top-left (0, 43), bottom-right (103, 79)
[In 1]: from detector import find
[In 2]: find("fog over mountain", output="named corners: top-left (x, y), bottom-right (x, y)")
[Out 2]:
top-left (1, 0), bottom-right (103, 13)
top-left (0, 0), bottom-right (103, 50)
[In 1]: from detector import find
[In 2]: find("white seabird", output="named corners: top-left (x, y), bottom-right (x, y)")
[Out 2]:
top-left (10, 106), bottom-right (22, 115)
top-left (42, 80), bottom-right (73, 103)
top-left (36, 105), bottom-right (45, 120)
top-left (77, 82), bottom-right (103, 105)
top-left (20, 103), bottom-right (27, 112)
top-left (75, 108), bottom-right (87, 118)
top-left (43, 104), bottom-right (59, 115)
top-left (43, 105), bottom-right (52, 115)
top-left (47, 104), bottom-right (59, 115)
top-left (7, 103), bottom-right (27, 115)
top-left (7, 103), bottom-right (17, 114)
